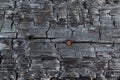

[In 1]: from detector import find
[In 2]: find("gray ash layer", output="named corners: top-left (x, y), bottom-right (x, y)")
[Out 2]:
top-left (0, 0), bottom-right (120, 80)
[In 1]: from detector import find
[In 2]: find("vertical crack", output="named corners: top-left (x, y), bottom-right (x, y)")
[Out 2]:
top-left (11, 39), bottom-right (14, 50)
top-left (0, 52), bottom-right (2, 64)
top-left (98, 28), bottom-right (101, 40)
top-left (15, 70), bottom-right (18, 80)
top-left (11, 16), bottom-right (14, 29)
top-left (0, 10), bottom-right (5, 32)
top-left (46, 22), bottom-right (51, 37)
top-left (70, 30), bottom-right (75, 38)
top-left (111, 41), bottom-right (115, 49)
top-left (113, 20), bottom-right (115, 27)
top-left (11, 0), bottom-right (17, 29)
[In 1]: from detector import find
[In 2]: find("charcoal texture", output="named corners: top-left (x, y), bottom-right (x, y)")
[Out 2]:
top-left (0, 0), bottom-right (120, 80)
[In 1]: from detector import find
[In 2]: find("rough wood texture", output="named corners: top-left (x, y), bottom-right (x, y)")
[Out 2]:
top-left (0, 0), bottom-right (120, 80)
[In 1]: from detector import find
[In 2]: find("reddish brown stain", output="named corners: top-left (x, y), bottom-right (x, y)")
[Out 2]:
top-left (66, 40), bottom-right (72, 46)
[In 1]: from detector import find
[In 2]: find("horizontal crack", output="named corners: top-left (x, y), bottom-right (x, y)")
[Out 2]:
top-left (55, 41), bottom-right (117, 44)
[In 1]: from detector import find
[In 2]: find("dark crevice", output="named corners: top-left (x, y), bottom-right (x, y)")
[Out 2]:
top-left (113, 0), bottom-right (119, 3)
top-left (112, 41), bottom-right (115, 49)
top-left (83, 1), bottom-right (87, 9)
top-left (11, 15), bottom-right (14, 29)
top-left (54, 41), bottom-right (120, 44)
top-left (117, 76), bottom-right (120, 80)
top-left (105, 0), bottom-right (110, 4)
top-left (0, 52), bottom-right (2, 64)
top-left (46, 21), bottom-right (51, 37)
top-left (70, 30), bottom-right (74, 38)
top-left (113, 20), bottom-right (116, 27)
top-left (27, 35), bottom-right (34, 40)
top-left (98, 28), bottom-right (101, 40)
top-left (11, 0), bottom-right (17, 29)
top-left (11, 39), bottom-right (14, 49)
top-left (0, 37), bottom-right (56, 39)
top-left (15, 70), bottom-right (18, 80)
top-left (0, 10), bottom-right (5, 32)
